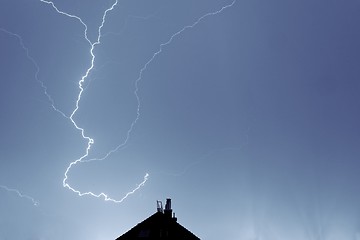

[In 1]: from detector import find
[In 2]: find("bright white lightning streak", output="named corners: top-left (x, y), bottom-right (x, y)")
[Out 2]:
top-left (0, 28), bottom-right (67, 206)
top-left (40, 0), bottom-right (236, 203)
top-left (40, 0), bottom-right (148, 203)
top-left (83, 0), bottom-right (237, 165)
top-left (0, 185), bottom-right (39, 206)
top-left (0, 28), bottom-right (67, 118)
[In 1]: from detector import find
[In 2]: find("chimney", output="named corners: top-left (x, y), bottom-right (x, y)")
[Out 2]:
top-left (164, 198), bottom-right (172, 218)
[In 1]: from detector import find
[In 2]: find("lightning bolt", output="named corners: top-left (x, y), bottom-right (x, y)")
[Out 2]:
top-left (0, 185), bottom-right (39, 206)
top-left (0, 28), bottom-right (67, 118)
top-left (0, 28), bottom-right (68, 206)
top-left (83, 0), bottom-right (237, 165)
top-left (38, 0), bottom-right (236, 203)
top-left (39, 0), bottom-right (149, 203)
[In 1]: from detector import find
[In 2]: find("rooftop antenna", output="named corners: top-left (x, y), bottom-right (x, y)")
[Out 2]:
top-left (157, 200), bottom-right (163, 213)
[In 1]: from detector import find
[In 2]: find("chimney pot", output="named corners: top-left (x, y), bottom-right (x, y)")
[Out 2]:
top-left (165, 198), bottom-right (171, 210)
top-left (164, 198), bottom-right (172, 218)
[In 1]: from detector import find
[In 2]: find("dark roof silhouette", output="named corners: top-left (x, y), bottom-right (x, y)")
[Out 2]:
top-left (116, 199), bottom-right (200, 240)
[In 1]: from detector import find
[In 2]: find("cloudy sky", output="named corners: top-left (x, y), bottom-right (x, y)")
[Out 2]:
top-left (1, 0), bottom-right (360, 239)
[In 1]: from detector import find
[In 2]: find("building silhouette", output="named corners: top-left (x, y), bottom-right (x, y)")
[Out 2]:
top-left (116, 199), bottom-right (200, 240)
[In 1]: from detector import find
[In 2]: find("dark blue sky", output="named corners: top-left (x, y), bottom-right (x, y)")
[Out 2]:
top-left (1, 0), bottom-right (360, 239)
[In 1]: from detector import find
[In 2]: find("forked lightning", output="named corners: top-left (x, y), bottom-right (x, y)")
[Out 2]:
top-left (1, 0), bottom-right (237, 204)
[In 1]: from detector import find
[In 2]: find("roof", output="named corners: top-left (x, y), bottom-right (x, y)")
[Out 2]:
top-left (116, 199), bottom-right (200, 240)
